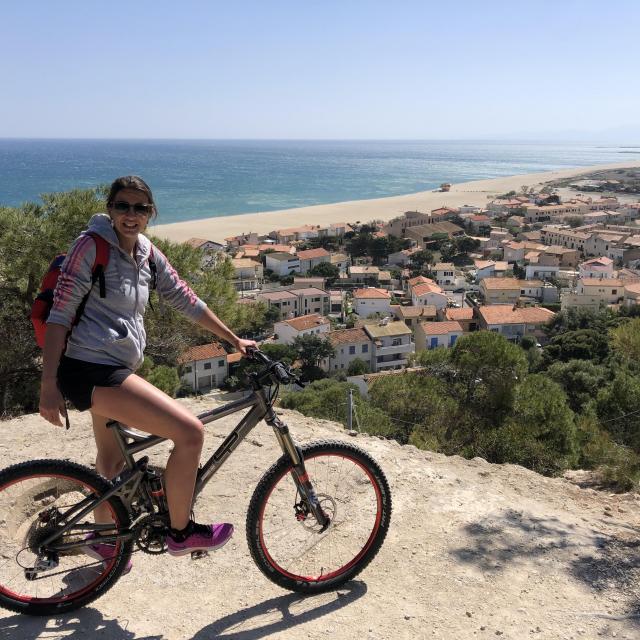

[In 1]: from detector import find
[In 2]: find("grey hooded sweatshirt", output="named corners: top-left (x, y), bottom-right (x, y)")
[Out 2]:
top-left (47, 213), bottom-right (207, 369)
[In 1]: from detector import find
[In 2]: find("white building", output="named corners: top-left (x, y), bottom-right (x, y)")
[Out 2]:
top-left (415, 321), bottom-right (463, 351)
top-left (410, 282), bottom-right (448, 309)
top-left (579, 256), bottom-right (615, 279)
top-left (323, 327), bottom-right (372, 373)
top-left (296, 248), bottom-right (331, 274)
top-left (352, 288), bottom-right (392, 317)
top-left (179, 343), bottom-right (228, 392)
top-left (273, 314), bottom-right (330, 345)
top-left (264, 252), bottom-right (301, 276)
top-left (433, 263), bottom-right (456, 288)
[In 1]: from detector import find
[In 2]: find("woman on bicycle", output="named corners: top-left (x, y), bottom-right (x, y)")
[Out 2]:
top-left (39, 175), bottom-right (255, 564)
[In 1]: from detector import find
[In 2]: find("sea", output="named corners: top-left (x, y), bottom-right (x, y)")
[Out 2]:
top-left (0, 139), bottom-right (638, 225)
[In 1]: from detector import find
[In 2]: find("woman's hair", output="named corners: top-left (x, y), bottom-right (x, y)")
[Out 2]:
top-left (106, 175), bottom-right (158, 219)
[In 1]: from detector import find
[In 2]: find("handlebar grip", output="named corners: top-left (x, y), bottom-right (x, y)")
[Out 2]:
top-left (273, 362), bottom-right (291, 383)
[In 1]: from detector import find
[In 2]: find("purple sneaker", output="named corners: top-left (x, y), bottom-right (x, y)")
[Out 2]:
top-left (167, 521), bottom-right (234, 557)
top-left (84, 533), bottom-right (132, 574)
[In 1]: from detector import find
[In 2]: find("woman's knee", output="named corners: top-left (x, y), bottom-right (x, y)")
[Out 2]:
top-left (172, 418), bottom-right (204, 450)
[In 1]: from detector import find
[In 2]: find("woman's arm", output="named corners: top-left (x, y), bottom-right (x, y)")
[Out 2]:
top-left (40, 323), bottom-right (69, 427)
top-left (196, 307), bottom-right (256, 355)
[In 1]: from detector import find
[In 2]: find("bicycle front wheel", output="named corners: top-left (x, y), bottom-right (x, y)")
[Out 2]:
top-left (0, 459), bottom-right (132, 616)
top-left (246, 440), bottom-right (392, 593)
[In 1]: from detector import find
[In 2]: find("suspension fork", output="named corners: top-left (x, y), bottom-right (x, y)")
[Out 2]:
top-left (265, 410), bottom-right (330, 530)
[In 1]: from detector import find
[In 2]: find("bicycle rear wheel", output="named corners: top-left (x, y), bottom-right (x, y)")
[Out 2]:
top-left (0, 459), bottom-right (132, 615)
top-left (246, 440), bottom-right (392, 593)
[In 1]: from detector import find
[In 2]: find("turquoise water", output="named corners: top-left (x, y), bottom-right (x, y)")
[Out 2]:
top-left (0, 139), bottom-right (636, 224)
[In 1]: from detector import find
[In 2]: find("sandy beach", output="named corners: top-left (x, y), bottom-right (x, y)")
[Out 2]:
top-left (150, 161), bottom-right (640, 243)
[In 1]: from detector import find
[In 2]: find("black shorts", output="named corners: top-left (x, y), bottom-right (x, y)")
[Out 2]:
top-left (57, 356), bottom-right (133, 412)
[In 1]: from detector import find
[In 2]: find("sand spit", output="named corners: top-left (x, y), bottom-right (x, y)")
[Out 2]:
top-left (150, 161), bottom-right (640, 243)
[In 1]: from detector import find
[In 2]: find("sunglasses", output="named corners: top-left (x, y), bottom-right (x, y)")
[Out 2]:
top-left (112, 201), bottom-right (153, 216)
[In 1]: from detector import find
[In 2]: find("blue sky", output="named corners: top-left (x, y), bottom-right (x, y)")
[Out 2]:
top-left (1, 1), bottom-right (639, 139)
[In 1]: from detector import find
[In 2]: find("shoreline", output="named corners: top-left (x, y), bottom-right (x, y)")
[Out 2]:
top-left (149, 160), bottom-right (640, 242)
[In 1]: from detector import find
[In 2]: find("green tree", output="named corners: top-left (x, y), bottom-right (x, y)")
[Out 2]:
top-left (542, 329), bottom-right (609, 365)
top-left (596, 371), bottom-right (640, 452)
top-left (610, 317), bottom-right (640, 364)
top-left (347, 357), bottom-right (370, 376)
top-left (308, 261), bottom-right (339, 283)
top-left (449, 331), bottom-right (528, 429)
top-left (147, 365), bottom-right (181, 397)
top-left (292, 334), bottom-right (335, 381)
top-left (480, 375), bottom-right (578, 475)
top-left (546, 359), bottom-right (608, 412)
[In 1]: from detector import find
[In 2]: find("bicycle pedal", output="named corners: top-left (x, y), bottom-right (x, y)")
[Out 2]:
top-left (190, 550), bottom-right (209, 560)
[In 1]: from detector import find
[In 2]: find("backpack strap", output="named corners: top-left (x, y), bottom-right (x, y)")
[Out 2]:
top-left (86, 232), bottom-right (110, 298)
top-left (74, 233), bottom-right (111, 322)
top-left (148, 245), bottom-right (158, 291)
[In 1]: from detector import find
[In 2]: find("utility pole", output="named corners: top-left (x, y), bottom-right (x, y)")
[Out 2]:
top-left (347, 388), bottom-right (353, 430)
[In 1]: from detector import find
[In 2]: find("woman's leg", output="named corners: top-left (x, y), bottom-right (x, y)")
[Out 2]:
top-left (91, 411), bottom-right (126, 525)
top-left (91, 374), bottom-right (204, 531)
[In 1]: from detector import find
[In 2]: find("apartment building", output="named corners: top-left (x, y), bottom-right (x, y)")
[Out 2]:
top-left (363, 321), bottom-right (414, 372)
top-left (540, 226), bottom-right (591, 252)
top-left (230, 258), bottom-right (264, 292)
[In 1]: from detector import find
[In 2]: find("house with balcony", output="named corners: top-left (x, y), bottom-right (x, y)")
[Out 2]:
top-left (230, 258), bottom-right (264, 292)
top-left (433, 263), bottom-right (456, 288)
top-left (363, 321), bottom-right (414, 372)
top-left (178, 342), bottom-right (228, 393)
top-left (297, 248), bottom-right (331, 274)
top-left (477, 305), bottom-right (555, 342)
top-left (352, 288), bottom-right (392, 317)
top-left (273, 313), bottom-right (330, 345)
top-left (264, 252), bottom-right (301, 277)
top-left (415, 321), bottom-right (463, 351)
top-left (323, 327), bottom-right (372, 373)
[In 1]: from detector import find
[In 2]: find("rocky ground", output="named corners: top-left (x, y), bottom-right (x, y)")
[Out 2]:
top-left (1, 394), bottom-right (640, 640)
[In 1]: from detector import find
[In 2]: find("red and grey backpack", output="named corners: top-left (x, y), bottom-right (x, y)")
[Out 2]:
top-left (30, 232), bottom-right (157, 348)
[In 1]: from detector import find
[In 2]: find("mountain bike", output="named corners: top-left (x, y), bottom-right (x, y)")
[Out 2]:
top-left (0, 350), bottom-right (392, 616)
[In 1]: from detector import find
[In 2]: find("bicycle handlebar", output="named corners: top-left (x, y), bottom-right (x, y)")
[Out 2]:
top-left (245, 347), bottom-right (305, 388)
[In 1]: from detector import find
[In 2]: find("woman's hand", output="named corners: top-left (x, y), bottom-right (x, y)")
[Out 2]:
top-left (234, 337), bottom-right (257, 356)
top-left (39, 379), bottom-right (67, 427)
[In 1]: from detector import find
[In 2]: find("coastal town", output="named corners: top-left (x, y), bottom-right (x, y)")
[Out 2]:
top-left (176, 183), bottom-right (640, 394)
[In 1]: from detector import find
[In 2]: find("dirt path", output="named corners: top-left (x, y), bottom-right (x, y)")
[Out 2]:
top-left (1, 395), bottom-right (640, 640)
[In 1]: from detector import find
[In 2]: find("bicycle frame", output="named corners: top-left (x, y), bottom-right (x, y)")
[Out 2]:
top-left (41, 379), bottom-right (328, 553)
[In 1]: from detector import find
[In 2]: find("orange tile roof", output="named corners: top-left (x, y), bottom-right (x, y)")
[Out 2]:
top-left (353, 288), bottom-right (391, 299)
top-left (478, 305), bottom-right (555, 326)
top-left (179, 342), bottom-right (227, 364)
top-left (412, 282), bottom-right (444, 296)
top-left (408, 275), bottom-right (435, 287)
top-left (445, 308), bottom-right (474, 321)
top-left (227, 352), bottom-right (243, 364)
top-left (328, 328), bottom-right (370, 346)
top-left (624, 283), bottom-right (640, 296)
top-left (296, 248), bottom-right (330, 260)
top-left (282, 314), bottom-right (330, 331)
top-left (185, 237), bottom-right (214, 248)
top-left (419, 320), bottom-right (463, 335)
